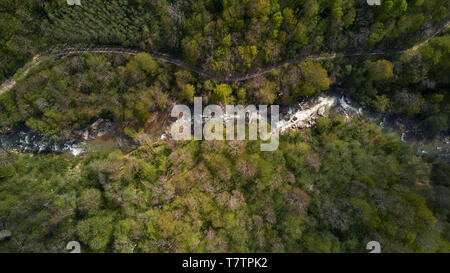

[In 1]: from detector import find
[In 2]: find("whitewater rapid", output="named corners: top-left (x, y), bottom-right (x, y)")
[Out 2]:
top-left (276, 96), bottom-right (338, 132)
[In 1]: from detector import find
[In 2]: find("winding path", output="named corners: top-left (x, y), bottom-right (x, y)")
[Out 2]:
top-left (1, 19), bottom-right (448, 94)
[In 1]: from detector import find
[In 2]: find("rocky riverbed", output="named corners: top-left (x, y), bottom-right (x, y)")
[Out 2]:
top-left (1, 93), bottom-right (448, 160)
top-left (0, 131), bottom-right (86, 156)
top-left (0, 118), bottom-right (135, 156)
top-left (276, 94), bottom-right (450, 160)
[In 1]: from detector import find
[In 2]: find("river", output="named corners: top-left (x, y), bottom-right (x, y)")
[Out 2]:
top-left (1, 93), bottom-right (448, 160)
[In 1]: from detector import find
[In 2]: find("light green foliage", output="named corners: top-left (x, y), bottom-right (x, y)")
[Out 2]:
top-left (211, 83), bottom-right (233, 104)
top-left (176, 70), bottom-right (196, 103)
top-left (78, 189), bottom-right (103, 217)
top-left (0, 0), bottom-right (449, 254)
top-left (368, 60), bottom-right (394, 82)
top-left (77, 214), bottom-right (115, 252)
top-left (295, 62), bottom-right (332, 97)
top-left (1, 117), bottom-right (449, 253)
top-left (371, 95), bottom-right (390, 113)
top-left (0, 53), bottom-right (167, 135)
top-left (420, 36), bottom-right (450, 84)
top-left (134, 53), bottom-right (158, 76)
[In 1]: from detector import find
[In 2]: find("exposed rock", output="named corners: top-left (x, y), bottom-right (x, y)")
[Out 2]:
top-left (317, 106), bottom-right (326, 116)
top-left (96, 121), bottom-right (113, 137)
top-left (82, 130), bottom-right (89, 141)
top-left (90, 118), bottom-right (104, 130)
top-left (443, 137), bottom-right (450, 145)
top-left (297, 120), bottom-right (307, 129)
top-left (79, 119), bottom-right (114, 140)
top-left (345, 96), bottom-right (352, 104)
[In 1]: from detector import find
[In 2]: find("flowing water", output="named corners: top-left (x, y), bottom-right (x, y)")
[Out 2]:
top-left (0, 130), bottom-right (134, 156)
top-left (277, 94), bottom-right (449, 160)
top-left (276, 96), bottom-right (338, 132)
top-left (0, 131), bottom-right (85, 156)
top-left (1, 94), bottom-right (448, 160)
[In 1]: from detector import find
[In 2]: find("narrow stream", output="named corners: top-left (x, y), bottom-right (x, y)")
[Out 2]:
top-left (0, 131), bottom-right (85, 156)
top-left (1, 93), bottom-right (448, 160)
top-left (0, 130), bottom-right (135, 156)
top-left (277, 94), bottom-right (449, 160)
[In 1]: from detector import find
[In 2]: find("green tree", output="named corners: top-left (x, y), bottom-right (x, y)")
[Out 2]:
top-left (78, 189), bottom-right (103, 217)
top-left (211, 83), bottom-right (233, 104)
top-left (134, 53), bottom-right (158, 76)
top-left (179, 83), bottom-right (195, 103)
top-left (294, 62), bottom-right (331, 98)
top-left (76, 214), bottom-right (115, 252)
top-left (368, 60), bottom-right (394, 82)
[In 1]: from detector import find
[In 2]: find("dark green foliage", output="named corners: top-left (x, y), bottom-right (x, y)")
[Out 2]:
top-left (2, 0), bottom-right (448, 83)
top-left (42, 0), bottom-right (160, 48)
top-left (0, 0), bottom-right (44, 82)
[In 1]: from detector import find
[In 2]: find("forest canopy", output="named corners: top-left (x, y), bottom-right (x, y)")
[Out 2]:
top-left (1, 117), bottom-right (449, 252)
top-left (1, 0), bottom-right (449, 81)
top-left (0, 0), bottom-right (449, 254)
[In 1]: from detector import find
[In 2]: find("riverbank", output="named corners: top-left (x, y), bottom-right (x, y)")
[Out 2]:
top-left (1, 92), bottom-right (448, 161)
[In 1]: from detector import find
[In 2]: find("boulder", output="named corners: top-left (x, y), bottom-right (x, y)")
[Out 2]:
top-left (82, 130), bottom-right (89, 140)
top-left (96, 121), bottom-right (113, 137)
top-left (90, 118), bottom-right (104, 130)
top-left (297, 120), bottom-right (307, 129)
top-left (317, 106), bottom-right (326, 116)
top-left (79, 119), bottom-right (114, 140)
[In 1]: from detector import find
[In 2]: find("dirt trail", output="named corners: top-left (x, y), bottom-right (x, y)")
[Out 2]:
top-left (0, 55), bottom-right (41, 95)
top-left (1, 18), bottom-right (448, 93)
top-left (403, 20), bottom-right (450, 52)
